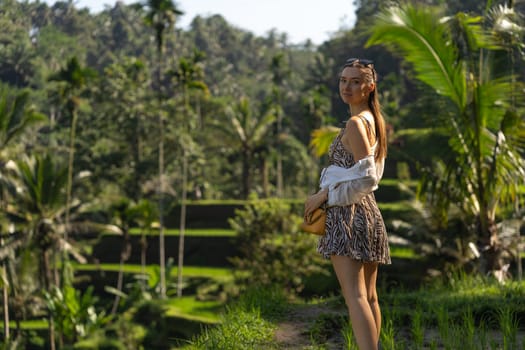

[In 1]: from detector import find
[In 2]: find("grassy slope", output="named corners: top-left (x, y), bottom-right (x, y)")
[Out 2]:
top-left (185, 277), bottom-right (525, 349)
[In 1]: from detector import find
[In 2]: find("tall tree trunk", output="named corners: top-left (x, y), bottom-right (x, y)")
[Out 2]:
top-left (157, 52), bottom-right (166, 299)
top-left (1, 235), bottom-right (8, 340)
top-left (132, 112), bottom-right (142, 202)
top-left (478, 215), bottom-right (504, 278)
top-left (49, 318), bottom-right (56, 350)
top-left (1, 261), bottom-right (8, 341)
top-left (5, 253), bottom-right (21, 337)
top-left (177, 150), bottom-right (188, 297)
top-left (276, 110), bottom-right (283, 197)
top-left (43, 250), bottom-right (56, 350)
top-left (111, 229), bottom-right (130, 314)
top-left (262, 157), bottom-right (269, 198)
top-left (242, 150), bottom-right (251, 199)
top-left (140, 230), bottom-right (147, 292)
top-left (158, 114), bottom-right (166, 298)
top-left (65, 109), bottom-right (77, 242)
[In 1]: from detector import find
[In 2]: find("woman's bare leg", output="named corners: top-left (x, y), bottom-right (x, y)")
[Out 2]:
top-left (331, 255), bottom-right (378, 350)
top-left (364, 262), bottom-right (381, 340)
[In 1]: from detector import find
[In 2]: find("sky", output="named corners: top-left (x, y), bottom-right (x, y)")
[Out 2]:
top-left (43, 0), bottom-right (357, 45)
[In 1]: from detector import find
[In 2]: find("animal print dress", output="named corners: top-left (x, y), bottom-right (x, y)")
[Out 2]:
top-left (317, 123), bottom-right (391, 264)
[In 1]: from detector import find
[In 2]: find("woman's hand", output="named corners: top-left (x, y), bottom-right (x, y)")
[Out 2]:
top-left (304, 189), bottom-right (328, 222)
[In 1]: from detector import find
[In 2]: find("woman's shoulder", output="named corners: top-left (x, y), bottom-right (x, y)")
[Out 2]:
top-left (344, 114), bottom-right (370, 136)
top-left (343, 112), bottom-right (377, 152)
top-left (357, 111), bottom-right (374, 124)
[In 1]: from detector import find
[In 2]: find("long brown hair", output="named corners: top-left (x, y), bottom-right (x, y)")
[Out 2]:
top-left (343, 59), bottom-right (387, 160)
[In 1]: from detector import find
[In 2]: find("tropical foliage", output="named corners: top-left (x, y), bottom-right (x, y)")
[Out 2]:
top-left (0, 0), bottom-right (523, 348)
top-left (367, 3), bottom-right (525, 273)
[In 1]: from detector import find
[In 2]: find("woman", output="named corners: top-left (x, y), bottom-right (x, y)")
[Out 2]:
top-left (304, 57), bottom-right (390, 350)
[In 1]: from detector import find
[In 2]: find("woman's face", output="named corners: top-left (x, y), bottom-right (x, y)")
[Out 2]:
top-left (338, 66), bottom-right (372, 106)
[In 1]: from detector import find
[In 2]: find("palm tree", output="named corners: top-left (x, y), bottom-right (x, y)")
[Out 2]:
top-left (8, 154), bottom-right (121, 349)
top-left (137, 0), bottom-right (183, 298)
top-left (7, 154), bottom-right (67, 350)
top-left (48, 57), bottom-right (96, 246)
top-left (269, 53), bottom-right (290, 197)
top-left (366, 3), bottom-right (525, 274)
top-left (169, 51), bottom-right (209, 297)
top-left (0, 87), bottom-right (45, 342)
top-left (215, 96), bottom-right (277, 199)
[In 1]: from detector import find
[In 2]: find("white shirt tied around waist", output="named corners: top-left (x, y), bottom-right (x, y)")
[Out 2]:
top-left (319, 154), bottom-right (385, 207)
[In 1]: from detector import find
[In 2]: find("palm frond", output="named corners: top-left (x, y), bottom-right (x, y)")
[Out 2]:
top-left (229, 114), bottom-right (247, 143)
top-left (367, 4), bottom-right (466, 109)
top-left (15, 155), bottom-right (68, 217)
top-left (485, 129), bottom-right (525, 204)
top-left (488, 5), bottom-right (524, 42)
top-left (475, 79), bottom-right (514, 130)
top-left (446, 13), bottom-right (501, 52)
top-left (0, 89), bottom-right (46, 149)
top-left (309, 126), bottom-right (340, 158)
top-left (57, 222), bottom-right (123, 237)
top-left (4, 91), bottom-right (46, 145)
top-left (500, 107), bottom-right (525, 150)
top-left (251, 111), bottom-right (276, 145)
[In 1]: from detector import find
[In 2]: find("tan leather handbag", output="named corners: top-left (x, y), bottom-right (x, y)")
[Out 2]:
top-left (300, 207), bottom-right (326, 236)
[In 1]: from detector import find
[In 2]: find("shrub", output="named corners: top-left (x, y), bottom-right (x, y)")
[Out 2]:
top-left (131, 300), bottom-right (171, 349)
top-left (228, 198), bottom-right (330, 295)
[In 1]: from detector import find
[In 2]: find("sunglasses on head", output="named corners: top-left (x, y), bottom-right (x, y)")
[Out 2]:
top-left (345, 58), bottom-right (374, 67)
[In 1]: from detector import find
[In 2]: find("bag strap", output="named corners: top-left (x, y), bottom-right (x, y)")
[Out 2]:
top-left (358, 114), bottom-right (375, 146)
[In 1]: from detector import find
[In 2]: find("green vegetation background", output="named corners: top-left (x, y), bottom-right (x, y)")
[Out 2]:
top-left (1, 0), bottom-right (524, 349)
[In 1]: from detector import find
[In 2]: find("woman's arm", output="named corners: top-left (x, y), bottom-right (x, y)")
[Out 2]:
top-left (304, 188), bottom-right (328, 221)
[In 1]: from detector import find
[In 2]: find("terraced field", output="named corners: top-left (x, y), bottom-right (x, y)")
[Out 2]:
top-left (71, 179), bottom-right (424, 342)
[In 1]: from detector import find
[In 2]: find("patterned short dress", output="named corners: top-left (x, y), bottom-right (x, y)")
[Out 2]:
top-left (317, 124), bottom-right (391, 264)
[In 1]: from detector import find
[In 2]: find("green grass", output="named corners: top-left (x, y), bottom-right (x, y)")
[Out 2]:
top-left (73, 263), bottom-right (233, 279)
top-left (73, 263), bottom-right (234, 296)
top-left (128, 228), bottom-right (237, 237)
top-left (184, 307), bottom-right (277, 350)
top-left (380, 178), bottom-right (418, 187)
top-left (165, 296), bottom-right (223, 323)
top-left (7, 266), bottom-right (524, 350)
top-left (184, 287), bottom-right (286, 349)
top-left (184, 198), bottom-right (303, 205)
top-left (185, 275), bottom-right (525, 349)
top-left (4, 319), bottom-right (48, 330)
top-left (389, 245), bottom-right (418, 259)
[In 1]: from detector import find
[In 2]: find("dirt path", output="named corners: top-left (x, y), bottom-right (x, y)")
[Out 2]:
top-left (274, 303), bottom-right (346, 349)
